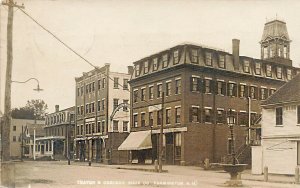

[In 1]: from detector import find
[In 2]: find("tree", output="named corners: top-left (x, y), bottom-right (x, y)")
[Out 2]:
top-left (12, 99), bottom-right (48, 120)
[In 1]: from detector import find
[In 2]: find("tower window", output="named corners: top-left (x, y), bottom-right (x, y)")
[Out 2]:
top-left (263, 47), bottom-right (268, 59)
top-left (284, 46), bottom-right (288, 58)
top-left (276, 67), bottom-right (282, 79)
top-left (266, 65), bottom-right (272, 77)
top-left (287, 69), bottom-right (292, 80)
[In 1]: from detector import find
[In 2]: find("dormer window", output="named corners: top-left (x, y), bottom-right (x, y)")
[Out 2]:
top-left (162, 54), bottom-right (168, 68)
top-left (144, 61), bottom-right (149, 74)
top-left (266, 64), bottom-right (272, 77)
top-left (205, 52), bottom-right (212, 66)
top-left (287, 69), bottom-right (292, 80)
top-left (276, 67), bottom-right (282, 79)
top-left (153, 58), bottom-right (158, 71)
top-left (191, 49), bottom-right (198, 63)
top-left (135, 64), bottom-right (140, 76)
top-left (243, 60), bottom-right (250, 73)
top-left (255, 62), bottom-right (261, 75)
top-left (218, 55), bottom-right (225, 68)
top-left (173, 50), bottom-right (179, 65)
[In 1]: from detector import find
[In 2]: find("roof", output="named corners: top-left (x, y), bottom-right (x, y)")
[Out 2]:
top-left (262, 73), bottom-right (300, 106)
top-left (261, 19), bottom-right (290, 42)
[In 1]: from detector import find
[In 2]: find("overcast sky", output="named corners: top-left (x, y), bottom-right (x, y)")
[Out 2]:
top-left (1, 0), bottom-right (300, 113)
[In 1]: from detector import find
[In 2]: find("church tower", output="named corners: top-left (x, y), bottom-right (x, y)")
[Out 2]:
top-left (260, 19), bottom-right (292, 66)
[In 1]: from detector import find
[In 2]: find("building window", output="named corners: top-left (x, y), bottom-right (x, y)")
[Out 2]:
top-left (205, 79), bottom-right (212, 94)
top-left (98, 80), bottom-right (101, 90)
top-left (81, 86), bottom-right (84, 96)
top-left (153, 58), bottom-right (158, 71)
top-left (140, 88), bottom-right (145, 101)
top-left (149, 112), bottom-right (153, 127)
top-left (166, 82), bottom-right (171, 96)
top-left (113, 77), bottom-right (119, 88)
top-left (166, 109), bottom-right (171, 125)
top-left (97, 101), bottom-right (100, 111)
top-left (287, 69), bottom-right (292, 80)
top-left (269, 89), bottom-right (276, 96)
top-left (123, 100), bottom-right (129, 111)
top-left (239, 84), bottom-right (246, 98)
top-left (85, 85), bottom-right (89, 94)
top-left (190, 107), bottom-right (199, 122)
top-left (284, 46), bottom-right (288, 58)
top-left (89, 83), bottom-right (92, 93)
top-left (297, 105), bottom-right (300, 124)
top-left (219, 55), bottom-right (225, 68)
top-left (276, 107), bottom-right (283, 125)
top-left (149, 86), bottom-right (154, 99)
top-left (238, 112), bottom-right (248, 126)
top-left (113, 99), bottom-right (119, 110)
top-left (173, 50), bottom-right (179, 64)
top-left (81, 106), bottom-right (84, 115)
top-left (135, 64), bottom-right (140, 76)
top-left (276, 67), bottom-right (282, 79)
top-left (77, 106), bottom-right (80, 115)
top-left (191, 49), bottom-right (198, 63)
top-left (228, 83), bottom-right (237, 97)
top-left (123, 79), bottom-right (128, 90)
top-left (141, 113), bottom-right (146, 127)
top-left (175, 133), bottom-right (181, 158)
top-left (175, 107), bottom-right (181, 124)
top-left (13, 126), bottom-right (16, 131)
top-left (144, 61), bottom-right (149, 74)
top-left (191, 77), bottom-right (200, 92)
top-left (91, 102), bottom-right (95, 113)
top-left (260, 88), bottom-right (268, 100)
top-left (85, 104), bottom-right (89, 114)
top-left (217, 109), bottom-right (225, 124)
top-left (157, 110), bottom-right (162, 125)
top-left (266, 65), bottom-right (272, 77)
top-left (217, 81), bottom-right (226, 95)
top-left (157, 84), bottom-right (162, 98)
top-left (243, 60), bottom-right (250, 73)
top-left (102, 99), bottom-right (105, 111)
top-left (89, 103), bottom-right (92, 113)
top-left (297, 142), bottom-right (300, 165)
top-left (102, 78), bottom-right (106, 89)
top-left (162, 54), bottom-right (168, 68)
top-left (97, 121), bottom-right (101, 133)
top-left (77, 88), bottom-right (80, 96)
top-left (13, 136), bottom-right (16, 142)
top-left (123, 121), bottom-right (128, 132)
top-left (250, 86), bottom-right (257, 99)
top-left (102, 121), bottom-right (105, 134)
top-left (205, 52), bottom-right (212, 66)
top-left (113, 120), bottom-right (118, 132)
top-left (228, 138), bottom-right (234, 155)
top-left (255, 62), bottom-right (261, 75)
top-left (133, 90), bottom-right (138, 103)
top-left (133, 114), bottom-right (138, 127)
top-left (204, 108), bottom-right (212, 123)
top-left (175, 79), bottom-right (181, 94)
top-left (92, 82), bottom-right (95, 92)
top-left (263, 47), bottom-right (268, 59)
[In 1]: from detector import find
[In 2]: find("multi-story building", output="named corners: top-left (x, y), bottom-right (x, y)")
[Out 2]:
top-left (252, 74), bottom-right (300, 175)
top-left (36, 105), bottom-right (75, 160)
top-left (10, 118), bottom-right (44, 159)
top-left (74, 63), bottom-right (132, 164)
top-left (123, 19), bottom-right (300, 165)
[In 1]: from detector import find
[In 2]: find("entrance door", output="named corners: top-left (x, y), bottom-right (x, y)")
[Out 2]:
top-left (41, 145), bottom-right (45, 155)
top-left (166, 133), bottom-right (174, 165)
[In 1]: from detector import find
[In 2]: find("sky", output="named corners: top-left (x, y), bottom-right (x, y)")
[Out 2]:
top-left (1, 0), bottom-right (300, 113)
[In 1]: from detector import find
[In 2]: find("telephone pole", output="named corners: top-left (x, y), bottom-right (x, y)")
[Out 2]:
top-left (1, 0), bottom-right (24, 187)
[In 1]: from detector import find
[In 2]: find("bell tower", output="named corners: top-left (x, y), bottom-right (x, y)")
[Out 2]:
top-left (260, 19), bottom-right (292, 66)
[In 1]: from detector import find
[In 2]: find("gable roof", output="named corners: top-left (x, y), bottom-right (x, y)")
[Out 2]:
top-left (262, 73), bottom-right (300, 106)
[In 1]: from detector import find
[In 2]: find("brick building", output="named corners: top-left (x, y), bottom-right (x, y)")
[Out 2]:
top-left (122, 19), bottom-right (300, 165)
top-left (74, 63), bottom-right (132, 164)
top-left (37, 105), bottom-right (76, 160)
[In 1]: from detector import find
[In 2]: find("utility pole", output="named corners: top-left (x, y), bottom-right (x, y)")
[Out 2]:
top-left (159, 92), bottom-right (164, 173)
top-left (1, 1), bottom-right (24, 187)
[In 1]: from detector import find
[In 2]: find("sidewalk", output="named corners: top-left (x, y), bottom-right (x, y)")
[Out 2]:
top-left (58, 160), bottom-right (298, 185)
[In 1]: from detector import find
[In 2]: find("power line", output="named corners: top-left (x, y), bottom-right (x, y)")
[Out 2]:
top-left (17, 7), bottom-right (161, 110)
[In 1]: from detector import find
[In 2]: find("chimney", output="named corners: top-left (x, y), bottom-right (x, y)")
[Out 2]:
top-left (55, 105), bottom-right (59, 112)
top-left (127, 66), bottom-right (134, 76)
top-left (232, 39), bottom-right (240, 70)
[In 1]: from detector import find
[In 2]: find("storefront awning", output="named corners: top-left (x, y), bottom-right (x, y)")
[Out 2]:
top-left (118, 130), bottom-right (152, 150)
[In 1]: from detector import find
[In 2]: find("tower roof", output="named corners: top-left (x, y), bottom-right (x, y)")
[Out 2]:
top-left (261, 19), bottom-right (290, 42)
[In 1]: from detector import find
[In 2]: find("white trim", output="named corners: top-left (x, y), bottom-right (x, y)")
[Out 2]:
top-left (141, 112), bottom-right (146, 114)
top-left (205, 77), bottom-right (212, 80)
top-left (133, 113), bottom-right (138, 115)
top-left (141, 87), bottom-right (146, 89)
top-left (260, 86), bottom-right (267, 89)
top-left (217, 79), bottom-right (225, 82)
top-left (240, 83), bottom-right (247, 85)
top-left (250, 84), bottom-right (257, 87)
top-left (192, 75), bottom-right (200, 78)
top-left (175, 105), bottom-right (181, 108)
top-left (240, 110), bottom-right (247, 113)
top-left (251, 111), bottom-right (257, 114)
top-left (133, 89), bottom-right (138, 91)
top-left (229, 81), bottom-right (236, 84)
top-left (191, 105), bottom-right (200, 108)
top-left (204, 106), bottom-right (212, 109)
top-left (148, 84), bottom-right (154, 87)
top-left (165, 107), bottom-right (171, 110)
top-left (152, 127), bottom-right (187, 134)
top-left (217, 108), bottom-right (224, 111)
top-left (166, 80), bottom-right (172, 83)
top-left (270, 87), bottom-right (276, 90)
top-left (157, 82), bottom-right (162, 85)
top-left (175, 77), bottom-right (181, 80)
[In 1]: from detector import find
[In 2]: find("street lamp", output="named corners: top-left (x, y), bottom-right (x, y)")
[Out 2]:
top-left (11, 77), bottom-right (44, 92)
top-left (226, 109), bottom-right (236, 165)
top-left (150, 125), bottom-right (153, 163)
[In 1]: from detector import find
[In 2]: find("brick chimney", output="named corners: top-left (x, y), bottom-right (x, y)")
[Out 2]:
top-left (127, 66), bottom-right (134, 76)
top-left (232, 39), bottom-right (240, 70)
top-left (55, 105), bottom-right (59, 112)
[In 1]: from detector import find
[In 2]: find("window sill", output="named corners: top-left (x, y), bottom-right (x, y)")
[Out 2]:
top-left (205, 122), bottom-right (212, 124)
top-left (275, 125), bottom-right (284, 127)
top-left (205, 93), bottom-right (212, 95)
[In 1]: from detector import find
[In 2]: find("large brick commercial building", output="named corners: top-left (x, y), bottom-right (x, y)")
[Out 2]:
top-left (123, 19), bottom-right (300, 165)
top-left (74, 64), bottom-right (132, 164)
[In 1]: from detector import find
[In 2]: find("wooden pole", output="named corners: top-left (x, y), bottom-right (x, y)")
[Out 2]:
top-left (159, 92), bottom-right (164, 173)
